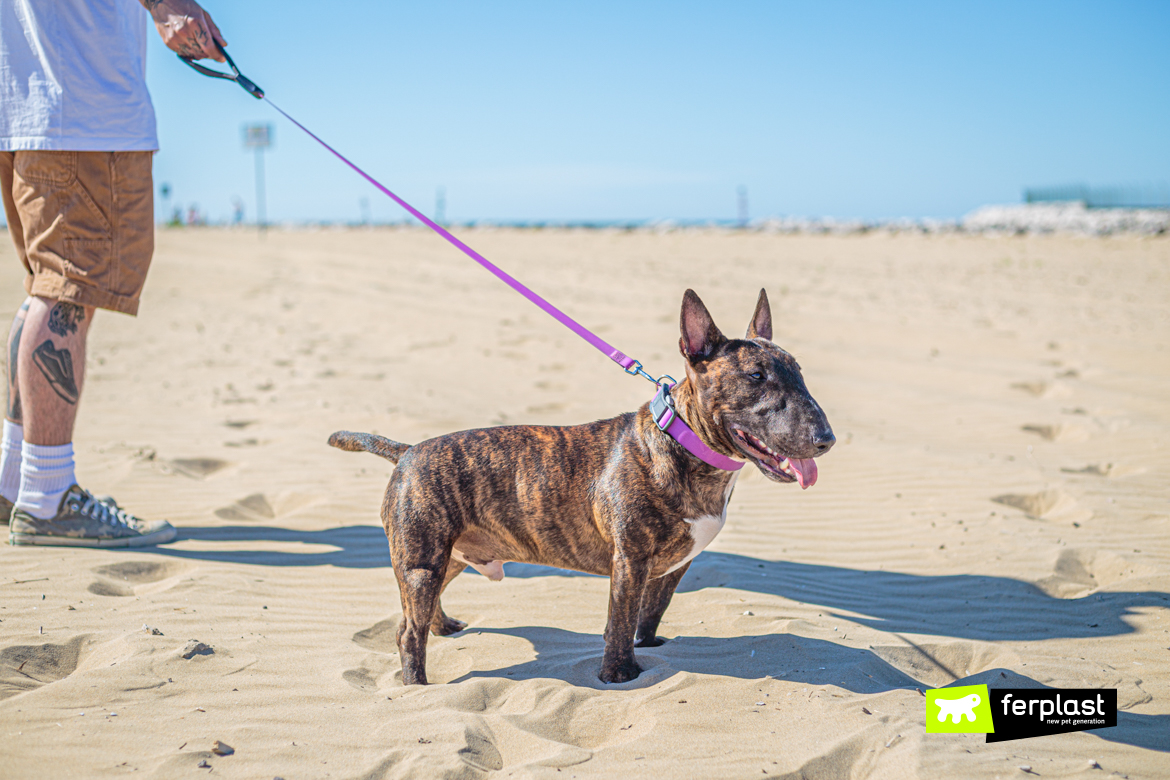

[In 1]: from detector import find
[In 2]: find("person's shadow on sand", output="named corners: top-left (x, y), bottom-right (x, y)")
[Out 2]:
top-left (675, 552), bottom-right (1170, 644)
top-left (140, 531), bottom-right (1166, 644)
top-left (142, 524), bottom-right (391, 568)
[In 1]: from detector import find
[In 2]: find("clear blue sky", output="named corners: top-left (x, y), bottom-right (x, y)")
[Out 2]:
top-left (146, 1), bottom-right (1170, 224)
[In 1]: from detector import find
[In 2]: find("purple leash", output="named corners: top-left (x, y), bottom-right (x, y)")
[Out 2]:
top-left (263, 101), bottom-right (639, 374)
top-left (179, 48), bottom-right (743, 472)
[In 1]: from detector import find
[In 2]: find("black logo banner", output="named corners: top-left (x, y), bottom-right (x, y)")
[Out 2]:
top-left (986, 689), bottom-right (1117, 743)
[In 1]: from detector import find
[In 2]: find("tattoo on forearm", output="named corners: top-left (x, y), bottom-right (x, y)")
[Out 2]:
top-left (47, 302), bottom-right (85, 337)
top-left (32, 340), bottom-right (79, 405)
top-left (141, 0), bottom-right (164, 10)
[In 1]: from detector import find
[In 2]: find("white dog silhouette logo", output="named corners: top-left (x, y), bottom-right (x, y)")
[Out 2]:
top-left (934, 693), bottom-right (981, 723)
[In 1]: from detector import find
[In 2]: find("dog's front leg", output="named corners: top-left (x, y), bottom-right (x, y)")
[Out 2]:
top-left (601, 552), bottom-right (651, 683)
top-left (635, 561), bottom-right (689, 647)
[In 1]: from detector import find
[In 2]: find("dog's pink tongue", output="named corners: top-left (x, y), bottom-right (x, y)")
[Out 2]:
top-left (789, 458), bottom-right (818, 489)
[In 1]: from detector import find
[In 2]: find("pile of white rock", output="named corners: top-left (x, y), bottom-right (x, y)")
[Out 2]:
top-left (960, 202), bottom-right (1169, 235)
top-left (752, 216), bottom-right (966, 235)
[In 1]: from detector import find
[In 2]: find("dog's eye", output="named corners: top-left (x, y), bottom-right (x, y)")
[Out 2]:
top-left (748, 371), bottom-right (764, 382)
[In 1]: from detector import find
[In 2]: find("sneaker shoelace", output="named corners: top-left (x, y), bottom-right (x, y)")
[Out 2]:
top-left (75, 493), bottom-right (139, 529)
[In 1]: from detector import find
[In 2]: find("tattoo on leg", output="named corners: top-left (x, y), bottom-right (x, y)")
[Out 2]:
top-left (7, 320), bottom-right (23, 419)
top-left (32, 340), bottom-right (79, 405)
top-left (6, 302), bottom-right (28, 421)
top-left (47, 302), bottom-right (86, 337)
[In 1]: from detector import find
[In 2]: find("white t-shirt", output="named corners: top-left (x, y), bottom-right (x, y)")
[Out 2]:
top-left (0, 0), bottom-right (158, 151)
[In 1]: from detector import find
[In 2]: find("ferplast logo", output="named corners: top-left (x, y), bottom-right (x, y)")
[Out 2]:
top-left (924, 686), bottom-right (1118, 742)
top-left (925, 684), bottom-right (995, 734)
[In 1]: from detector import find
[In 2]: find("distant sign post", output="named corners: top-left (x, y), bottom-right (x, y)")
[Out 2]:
top-left (243, 123), bottom-right (272, 233)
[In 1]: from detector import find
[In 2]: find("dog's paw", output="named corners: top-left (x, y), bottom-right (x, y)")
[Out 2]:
top-left (634, 634), bottom-right (667, 648)
top-left (430, 614), bottom-right (468, 636)
top-left (599, 658), bottom-right (642, 684)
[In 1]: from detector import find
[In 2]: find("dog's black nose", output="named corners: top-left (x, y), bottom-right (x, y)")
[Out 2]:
top-left (812, 429), bottom-right (835, 453)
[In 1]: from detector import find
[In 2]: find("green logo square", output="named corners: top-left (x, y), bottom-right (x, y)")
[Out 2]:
top-left (926, 684), bottom-right (995, 734)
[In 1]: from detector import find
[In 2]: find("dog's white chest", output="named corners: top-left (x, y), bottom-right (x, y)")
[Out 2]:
top-left (662, 473), bottom-right (738, 576)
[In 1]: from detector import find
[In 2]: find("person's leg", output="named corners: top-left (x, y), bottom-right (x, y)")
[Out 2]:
top-left (18, 297), bottom-right (93, 446)
top-left (10, 298), bottom-right (93, 519)
top-left (1, 300), bottom-right (30, 509)
top-left (1, 153), bottom-right (27, 517)
top-left (5, 150), bottom-right (173, 546)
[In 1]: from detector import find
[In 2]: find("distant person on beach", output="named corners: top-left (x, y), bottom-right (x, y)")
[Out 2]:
top-left (0, 0), bottom-right (228, 547)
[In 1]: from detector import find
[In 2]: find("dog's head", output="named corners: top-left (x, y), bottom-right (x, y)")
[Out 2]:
top-left (678, 288), bottom-right (834, 487)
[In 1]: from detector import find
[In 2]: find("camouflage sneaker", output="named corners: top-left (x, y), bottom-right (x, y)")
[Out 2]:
top-left (8, 485), bottom-right (176, 547)
top-left (0, 494), bottom-right (12, 525)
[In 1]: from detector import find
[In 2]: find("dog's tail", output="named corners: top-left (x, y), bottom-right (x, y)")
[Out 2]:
top-left (328, 431), bottom-right (411, 464)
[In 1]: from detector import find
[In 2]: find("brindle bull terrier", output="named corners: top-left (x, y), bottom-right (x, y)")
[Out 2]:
top-left (329, 288), bottom-right (834, 685)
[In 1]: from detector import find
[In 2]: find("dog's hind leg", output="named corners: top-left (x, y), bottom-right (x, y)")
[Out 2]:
top-left (394, 563), bottom-right (446, 685)
top-left (635, 562), bottom-right (690, 648)
top-left (430, 557), bottom-right (469, 636)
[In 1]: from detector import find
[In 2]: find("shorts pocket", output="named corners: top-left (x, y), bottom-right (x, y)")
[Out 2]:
top-left (15, 151), bottom-right (77, 187)
top-left (62, 238), bottom-right (113, 279)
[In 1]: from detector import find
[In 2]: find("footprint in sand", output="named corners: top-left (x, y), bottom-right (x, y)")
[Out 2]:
top-left (990, 489), bottom-right (1087, 521)
top-left (1061, 463), bottom-right (1113, 477)
top-left (1010, 380), bottom-right (1047, 396)
top-left (213, 492), bottom-right (322, 521)
top-left (342, 667), bottom-right (381, 691)
top-left (214, 493), bottom-right (275, 521)
top-left (126, 446), bottom-right (232, 479)
top-left (1010, 380), bottom-right (1071, 399)
top-left (1020, 423), bottom-right (1089, 443)
top-left (161, 457), bottom-right (231, 479)
top-left (352, 618), bottom-right (398, 654)
top-left (87, 560), bottom-right (189, 597)
top-left (1035, 548), bottom-right (1157, 599)
top-left (869, 641), bottom-right (1011, 689)
top-left (0, 635), bottom-right (88, 700)
top-left (344, 620), bottom-right (404, 691)
top-left (459, 729), bottom-right (505, 772)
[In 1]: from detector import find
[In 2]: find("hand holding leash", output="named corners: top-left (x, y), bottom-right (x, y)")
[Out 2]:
top-left (145, 0), bottom-right (226, 63)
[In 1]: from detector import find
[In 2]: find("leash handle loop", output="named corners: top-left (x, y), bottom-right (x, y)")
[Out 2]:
top-left (178, 43), bottom-right (264, 99)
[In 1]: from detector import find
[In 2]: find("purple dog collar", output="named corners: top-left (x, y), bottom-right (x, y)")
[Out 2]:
top-left (649, 382), bottom-right (744, 472)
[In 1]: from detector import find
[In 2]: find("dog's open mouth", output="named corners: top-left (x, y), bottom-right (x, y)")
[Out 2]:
top-left (732, 428), bottom-right (818, 489)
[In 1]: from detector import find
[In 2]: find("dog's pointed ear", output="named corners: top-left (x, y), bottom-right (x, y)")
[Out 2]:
top-left (746, 288), bottom-right (772, 341)
top-left (679, 289), bottom-right (725, 360)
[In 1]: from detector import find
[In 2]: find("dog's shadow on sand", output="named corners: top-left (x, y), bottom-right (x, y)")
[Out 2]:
top-left (135, 533), bottom-right (1168, 751)
top-left (447, 624), bottom-right (1169, 753)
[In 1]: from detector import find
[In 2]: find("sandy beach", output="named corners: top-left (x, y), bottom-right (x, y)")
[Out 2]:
top-left (0, 227), bottom-right (1167, 778)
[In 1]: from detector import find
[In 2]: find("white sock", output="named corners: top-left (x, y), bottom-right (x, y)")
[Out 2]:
top-left (0, 420), bottom-right (22, 503)
top-left (15, 441), bottom-right (76, 520)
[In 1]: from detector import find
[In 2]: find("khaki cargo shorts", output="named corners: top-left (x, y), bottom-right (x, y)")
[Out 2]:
top-left (1, 150), bottom-right (154, 316)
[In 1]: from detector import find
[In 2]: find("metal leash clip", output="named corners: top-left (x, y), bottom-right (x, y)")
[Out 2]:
top-left (648, 375), bottom-right (679, 432)
top-left (179, 42), bottom-right (264, 99)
